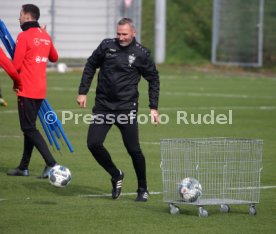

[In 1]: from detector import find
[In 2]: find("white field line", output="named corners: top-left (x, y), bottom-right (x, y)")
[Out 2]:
top-left (0, 85), bottom-right (94, 92)
top-left (260, 186), bottom-right (276, 189)
top-left (1, 106), bottom-right (276, 115)
top-left (228, 186), bottom-right (276, 190)
top-left (49, 87), bottom-right (78, 91)
top-left (21, 86), bottom-right (276, 100)
top-left (0, 135), bottom-right (21, 138)
top-left (1, 186), bottom-right (275, 201)
top-left (1, 81), bottom-right (275, 99)
top-left (140, 141), bottom-right (160, 145)
top-left (157, 106), bottom-right (276, 111)
top-left (0, 139), bottom-right (158, 143)
top-left (0, 108), bottom-right (87, 114)
top-left (79, 186), bottom-right (276, 198)
top-left (79, 191), bottom-right (162, 198)
top-left (161, 91), bottom-right (276, 100)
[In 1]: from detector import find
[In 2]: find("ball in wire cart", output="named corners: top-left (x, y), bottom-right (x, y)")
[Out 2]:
top-left (178, 177), bottom-right (202, 203)
top-left (160, 138), bottom-right (263, 217)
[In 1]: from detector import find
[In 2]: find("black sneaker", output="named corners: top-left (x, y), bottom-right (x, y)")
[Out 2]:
top-left (37, 164), bottom-right (56, 179)
top-left (111, 170), bottom-right (124, 199)
top-left (135, 188), bottom-right (149, 202)
top-left (7, 168), bottom-right (29, 176)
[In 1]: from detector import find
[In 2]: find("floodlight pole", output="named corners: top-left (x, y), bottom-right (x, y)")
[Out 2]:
top-left (154, 0), bottom-right (166, 64)
top-left (50, 0), bottom-right (56, 43)
top-left (258, 0), bottom-right (264, 67)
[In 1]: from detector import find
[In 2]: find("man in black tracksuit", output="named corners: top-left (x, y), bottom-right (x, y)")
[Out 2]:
top-left (77, 18), bottom-right (160, 201)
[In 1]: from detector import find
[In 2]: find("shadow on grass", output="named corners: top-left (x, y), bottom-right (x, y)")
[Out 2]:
top-left (0, 166), bottom-right (10, 174)
top-left (21, 180), bottom-right (108, 198)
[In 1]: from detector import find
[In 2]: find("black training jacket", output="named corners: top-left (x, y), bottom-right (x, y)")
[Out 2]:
top-left (78, 38), bottom-right (160, 111)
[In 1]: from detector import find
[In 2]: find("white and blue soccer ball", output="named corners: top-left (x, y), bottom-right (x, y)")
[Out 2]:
top-left (48, 165), bottom-right (71, 187)
top-left (179, 177), bottom-right (202, 202)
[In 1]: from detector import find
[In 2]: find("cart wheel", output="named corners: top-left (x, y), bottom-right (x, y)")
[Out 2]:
top-left (249, 204), bottom-right (257, 216)
top-left (198, 206), bottom-right (208, 217)
top-left (220, 204), bottom-right (230, 213)
top-left (169, 204), bottom-right (180, 215)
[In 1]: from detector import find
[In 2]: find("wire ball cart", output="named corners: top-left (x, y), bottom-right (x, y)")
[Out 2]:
top-left (160, 138), bottom-right (263, 217)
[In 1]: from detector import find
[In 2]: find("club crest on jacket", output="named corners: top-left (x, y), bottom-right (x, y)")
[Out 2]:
top-left (128, 54), bottom-right (136, 67)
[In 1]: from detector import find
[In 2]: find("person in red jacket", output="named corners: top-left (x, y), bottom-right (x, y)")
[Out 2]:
top-left (7, 4), bottom-right (59, 178)
top-left (0, 47), bottom-right (22, 106)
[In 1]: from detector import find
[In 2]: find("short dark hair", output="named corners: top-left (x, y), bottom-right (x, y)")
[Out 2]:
top-left (117, 18), bottom-right (135, 30)
top-left (22, 4), bottom-right (40, 21)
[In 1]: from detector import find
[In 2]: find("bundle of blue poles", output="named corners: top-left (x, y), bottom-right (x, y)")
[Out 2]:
top-left (0, 19), bottom-right (74, 153)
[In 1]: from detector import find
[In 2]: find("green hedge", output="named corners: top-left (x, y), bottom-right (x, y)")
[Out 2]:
top-left (142, 0), bottom-right (212, 64)
top-left (142, 0), bottom-right (276, 66)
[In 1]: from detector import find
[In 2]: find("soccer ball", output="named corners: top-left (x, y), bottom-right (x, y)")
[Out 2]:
top-left (57, 63), bottom-right (68, 73)
top-left (48, 165), bottom-right (71, 187)
top-left (179, 177), bottom-right (202, 202)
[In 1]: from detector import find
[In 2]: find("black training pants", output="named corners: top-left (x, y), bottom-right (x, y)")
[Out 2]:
top-left (17, 97), bottom-right (56, 170)
top-left (87, 110), bottom-right (147, 189)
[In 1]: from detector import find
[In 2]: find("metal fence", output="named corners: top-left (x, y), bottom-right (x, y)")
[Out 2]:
top-left (212, 0), bottom-right (264, 67)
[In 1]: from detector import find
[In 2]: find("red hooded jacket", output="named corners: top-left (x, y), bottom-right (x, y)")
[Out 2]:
top-left (0, 47), bottom-right (21, 89)
top-left (13, 25), bottom-right (58, 98)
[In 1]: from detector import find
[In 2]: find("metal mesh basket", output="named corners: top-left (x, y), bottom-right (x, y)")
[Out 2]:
top-left (160, 138), bottom-right (263, 216)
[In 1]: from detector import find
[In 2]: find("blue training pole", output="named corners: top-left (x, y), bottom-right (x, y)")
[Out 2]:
top-left (41, 100), bottom-right (61, 139)
top-left (44, 99), bottom-right (74, 152)
top-left (0, 19), bottom-right (15, 56)
top-left (38, 109), bottom-right (53, 147)
top-left (0, 19), bottom-right (74, 153)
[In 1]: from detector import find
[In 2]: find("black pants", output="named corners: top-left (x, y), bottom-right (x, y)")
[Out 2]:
top-left (17, 97), bottom-right (56, 170)
top-left (87, 110), bottom-right (147, 189)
